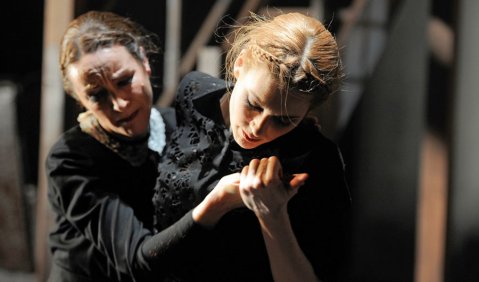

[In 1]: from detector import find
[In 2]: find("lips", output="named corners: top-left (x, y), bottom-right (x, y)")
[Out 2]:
top-left (242, 129), bottom-right (260, 143)
top-left (117, 110), bottom-right (139, 125)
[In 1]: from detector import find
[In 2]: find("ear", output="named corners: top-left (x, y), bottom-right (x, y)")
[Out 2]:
top-left (233, 49), bottom-right (247, 79)
top-left (140, 47), bottom-right (152, 75)
top-left (143, 59), bottom-right (151, 76)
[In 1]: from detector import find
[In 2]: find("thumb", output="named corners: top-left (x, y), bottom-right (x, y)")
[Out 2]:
top-left (218, 173), bottom-right (241, 194)
top-left (288, 173), bottom-right (309, 190)
top-left (220, 172), bottom-right (241, 184)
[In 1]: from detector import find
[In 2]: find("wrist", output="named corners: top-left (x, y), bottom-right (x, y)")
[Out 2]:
top-left (258, 207), bottom-right (290, 232)
top-left (192, 192), bottom-right (229, 228)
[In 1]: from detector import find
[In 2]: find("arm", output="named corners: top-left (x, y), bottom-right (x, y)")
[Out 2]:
top-left (239, 157), bottom-right (319, 282)
top-left (192, 173), bottom-right (243, 227)
top-left (140, 172), bottom-right (242, 260)
top-left (48, 136), bottom-right (243, 279)
top-left (47, 142), bottom-right (152, 278)
top-left (259, 209), bottom-right (321, 282)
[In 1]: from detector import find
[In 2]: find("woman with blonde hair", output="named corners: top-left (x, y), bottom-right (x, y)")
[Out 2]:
top-left (154, 12), bottom-right (351, 281)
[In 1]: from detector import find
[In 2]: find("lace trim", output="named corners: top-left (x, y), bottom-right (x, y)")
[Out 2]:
top-left (78, 108), bottom-right (166, 166)
top-left (148, 108), bottom-right (166, 154)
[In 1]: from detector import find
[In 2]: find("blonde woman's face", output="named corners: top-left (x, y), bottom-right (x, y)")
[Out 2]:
top-left (67, 45), bottom-right (153, 138)
top-left (229, 56), bottom-right (311, 149)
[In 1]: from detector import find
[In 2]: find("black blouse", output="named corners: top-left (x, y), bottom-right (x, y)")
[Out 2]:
top-left (153, 71), bottom-right (352, 281)
top-left (47, 112), bottom-right (211, 282)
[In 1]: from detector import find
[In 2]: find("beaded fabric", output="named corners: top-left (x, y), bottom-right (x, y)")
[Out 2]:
top-left (153, 72), bottom-right (309, 231)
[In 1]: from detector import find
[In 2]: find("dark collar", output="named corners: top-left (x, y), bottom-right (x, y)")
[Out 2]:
top-left (185, 71), bottom-right (231, 123)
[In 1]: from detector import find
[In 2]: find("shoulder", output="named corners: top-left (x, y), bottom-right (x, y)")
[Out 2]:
top-left (174, 72), bottom-right (228, 122)
top-left (279, 120), bottom-right (340, 162)
top-left (278, 122), bottom-right (351, 205)
top-left (298, 122), bottom-right (345, 173)
top-left (176, 71), bottom-right (228, 102)
top-left (298, 123), bottom-right (352, 207)
top-left (179, 71), bottom-right (228, 92)
top-left (46, 126), bottom-right (114, 173)
top-left (48, 126), bottom-right (95, 157)
top-left (282, 123), bottom-right (351, 210)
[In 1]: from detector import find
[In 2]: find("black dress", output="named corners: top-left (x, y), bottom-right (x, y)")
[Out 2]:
top-left (47, 109), bottom-right (212, 282)
top-left (153, 71), bottom-right (352, 281)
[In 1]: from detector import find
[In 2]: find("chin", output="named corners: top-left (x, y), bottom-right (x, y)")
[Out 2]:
top-left (119, 127), bottom-right (145, 139)
top-left (231, 129), bottom-right (250, 149)
top-left (236, 138), bottom-right (260, 150)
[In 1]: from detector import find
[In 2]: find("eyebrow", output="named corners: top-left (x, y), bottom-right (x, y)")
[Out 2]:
top-left (249, 92), bottom-right (302, 120)
top-left (110, 68), bottom-right (130, 81)
top-left (81, 68), bottom-right (106, 90)
top-left (82, 67), bottom-right (129, 92)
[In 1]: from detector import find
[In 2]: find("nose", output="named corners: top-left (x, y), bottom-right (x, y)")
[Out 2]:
top-left (250, 114), bottom-right (268, 136)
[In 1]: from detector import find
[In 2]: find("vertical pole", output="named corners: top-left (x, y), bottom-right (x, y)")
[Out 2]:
top-left (0, 83), bottom-right (31, 271)
top-left (35, 0), bottom-right (73, 280)
top-left (157, 0), bottom-right (182, 107)
top-left (445, 0), bottom-right (479, 281)
top-left (414, 15), bottom-right (455, 282)
top-left (415, 132), bottom-right (448, 282)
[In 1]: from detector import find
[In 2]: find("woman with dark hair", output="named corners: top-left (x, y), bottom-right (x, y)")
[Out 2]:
top-left (47, 11), bottom-right (246, 281)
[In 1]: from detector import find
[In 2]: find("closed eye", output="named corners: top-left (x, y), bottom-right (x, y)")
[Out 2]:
top-left (246, 97), bottom-right (262, 112)
top-left (88, 88), bottom-right (108, 103)
top-left (117, 76), bottom-right (133, 88)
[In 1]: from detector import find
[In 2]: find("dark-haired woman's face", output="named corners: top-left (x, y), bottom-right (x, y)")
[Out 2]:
top-left (67, 45), bottom-right (153, 138)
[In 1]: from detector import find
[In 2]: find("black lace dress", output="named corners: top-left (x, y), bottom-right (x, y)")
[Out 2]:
top-left (153, 71), bottom-right (352, 281)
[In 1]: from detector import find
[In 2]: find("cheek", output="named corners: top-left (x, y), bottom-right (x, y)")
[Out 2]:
top-left (229, 103), bottom-right (242, 123)
top-left (239, 105), bottom-right (255, 121)
top-left (138, 83), bottom-right (153, 104)
top-left (236, 110), bottom-right (253, 126)
top-left (88, 98), bottom-right (109, 111)
top-left (92, 107), bottom-right (112, 122)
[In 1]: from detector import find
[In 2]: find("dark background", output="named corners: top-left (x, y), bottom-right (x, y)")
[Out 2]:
top-left (2, 1), bottom-right (478, 282)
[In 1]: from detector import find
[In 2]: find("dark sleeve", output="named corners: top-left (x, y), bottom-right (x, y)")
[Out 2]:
top-left (47, 140), bottom-right (150, 278)
top-left (47, 136), bottom-right (211, 280)
top-left (137, 210), bottom-right (211, 273)
top-left (290, 141), bottom-right (352, 282)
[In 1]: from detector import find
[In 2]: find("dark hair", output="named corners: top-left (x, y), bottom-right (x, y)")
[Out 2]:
top-left (60, 11), bottom-right (160, 95)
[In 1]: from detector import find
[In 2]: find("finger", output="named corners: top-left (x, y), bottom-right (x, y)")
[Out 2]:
top-left (241, 165), bottom-right (249, 177)
top-left (264, 156), bottom-right (282, 185)
top-left (246, 158), bottom-right (263, 189)
top-left (222, 173), bottom-right (241, 194)
top-left (289, 173), bottom-right (309, 190)
top-left (256, 158), bottom-right (268, 178)
top-left (248, 159), bottom-right (259, 175)
top-left (240, 165), bottom-right (249, 189)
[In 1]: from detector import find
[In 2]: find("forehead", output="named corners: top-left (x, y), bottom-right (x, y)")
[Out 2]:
top-left (242, 64), bottom-right (311, 115)
top-left (67, 46), bottom-right (136, 87)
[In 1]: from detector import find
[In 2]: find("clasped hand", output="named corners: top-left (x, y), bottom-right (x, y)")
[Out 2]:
top-left (216, 156), bottom-right (308, 218)
top-left (198, 156), bottom-right (308, 227)
top-left (239, 156), bottom-right (308, 219)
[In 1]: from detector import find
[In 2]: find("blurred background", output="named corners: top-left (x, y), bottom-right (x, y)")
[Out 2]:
top-left (0, 0), bottom-right (478, 281)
